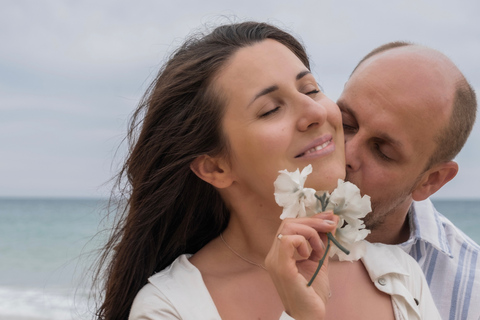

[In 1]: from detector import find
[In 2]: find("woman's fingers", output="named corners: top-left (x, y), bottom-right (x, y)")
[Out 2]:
top-left (280, 212), bottom-right (338, 260)
top-left (266, 211), bottom-right (339, 269)
top-left (277, 227), bottom-right (321, 261)
top-left (265, 212), bottom-right (338, 319)
top-left (284, 211), bottom-right (339, 233)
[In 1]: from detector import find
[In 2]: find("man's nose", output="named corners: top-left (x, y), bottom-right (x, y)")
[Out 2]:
top-left (345, 134), bottom-right (361, 172)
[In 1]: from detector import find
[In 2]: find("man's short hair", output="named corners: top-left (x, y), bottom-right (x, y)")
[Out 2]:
top-left (429, 78), bottom-right (477, 167)
top-left (351, 41), bottom-right (477, 168)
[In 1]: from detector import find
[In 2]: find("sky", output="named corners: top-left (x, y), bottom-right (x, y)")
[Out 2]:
top-left (1, 0), bottom-right (479, 199)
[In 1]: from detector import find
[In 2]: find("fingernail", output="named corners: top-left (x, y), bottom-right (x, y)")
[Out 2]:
top-left (324, 220), bottom-right (336, 226)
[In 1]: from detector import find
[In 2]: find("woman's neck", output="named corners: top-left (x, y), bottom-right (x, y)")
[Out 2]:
top-left (217, 181), bottom-right (284, 260)
top-left (223, 207), bottom-right (282, 261)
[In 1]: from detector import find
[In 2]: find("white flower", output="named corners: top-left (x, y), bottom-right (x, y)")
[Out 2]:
top-left (274, 167), bottom-right (372, 262)
top-left (324, 179), bottom-right (371, 261)
top-left (274, 165), bottom-right (317, 219)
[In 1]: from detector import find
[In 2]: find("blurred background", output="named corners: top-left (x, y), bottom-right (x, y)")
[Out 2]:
top-left (1, 0), bottom-right (479, 199)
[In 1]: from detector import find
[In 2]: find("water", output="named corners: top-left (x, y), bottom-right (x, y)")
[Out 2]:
top-left (0, 198), bottom-right (107, 320)
top-left (0, 198), bottom-right (478, 319)
top-left (432, 199), bottom-right (480, 244)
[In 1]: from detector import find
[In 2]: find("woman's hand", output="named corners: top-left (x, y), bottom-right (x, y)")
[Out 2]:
top-left (265, 211), bottom-right (338, 320)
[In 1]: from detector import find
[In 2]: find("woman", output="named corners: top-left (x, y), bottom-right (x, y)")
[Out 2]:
top-left (94, 21), bottom-right (440, 319)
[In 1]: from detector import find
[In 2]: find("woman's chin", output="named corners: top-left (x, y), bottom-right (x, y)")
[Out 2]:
top-left (306, 169), bottom-right (345, 192)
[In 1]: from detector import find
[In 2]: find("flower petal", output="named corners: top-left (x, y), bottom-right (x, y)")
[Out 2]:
top-left (274, 166), bottom-right (317, 220)
top-left (323, 179), bottom-right (372, 260)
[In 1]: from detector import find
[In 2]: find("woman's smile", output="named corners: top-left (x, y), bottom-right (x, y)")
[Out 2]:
top-left (295, 135), bottom-right (335, 159)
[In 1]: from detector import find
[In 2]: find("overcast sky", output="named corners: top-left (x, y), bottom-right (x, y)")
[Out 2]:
top-left (1, 0), bottom-right (479, 199)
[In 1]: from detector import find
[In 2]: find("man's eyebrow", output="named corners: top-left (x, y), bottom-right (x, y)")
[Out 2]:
top-left (337, 99), bottom-right (355, 118)
top-left (338, 101), bottom-right (403, 149)
top-left (376, 132), bottom-right (403, 149)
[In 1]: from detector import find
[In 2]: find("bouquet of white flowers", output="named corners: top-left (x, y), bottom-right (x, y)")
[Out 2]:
top-left (274, 164), bottom-right (371, 285)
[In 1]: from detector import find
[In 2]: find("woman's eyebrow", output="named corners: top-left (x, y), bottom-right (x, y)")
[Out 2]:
top-left (249, 85), bottom-right (279, 107)
top-left (248, 70), bottom-right (312, 107)
top-left (296, 70), bottom-right (311, 80)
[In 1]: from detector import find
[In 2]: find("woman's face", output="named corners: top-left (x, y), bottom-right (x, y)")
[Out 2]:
top-left (215, 39), bottom-right (345, 203)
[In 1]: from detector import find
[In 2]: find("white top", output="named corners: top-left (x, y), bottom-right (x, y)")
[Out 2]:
top-left (400, 199), bottom-right (480, 320)
top-left (129, 242), bottom-right (440, 320)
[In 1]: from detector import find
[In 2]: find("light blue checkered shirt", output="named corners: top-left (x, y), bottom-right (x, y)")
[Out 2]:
top-left (398, 199), bottom-right (480, 320)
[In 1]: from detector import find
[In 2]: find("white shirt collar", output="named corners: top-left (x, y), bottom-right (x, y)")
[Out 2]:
top-left (362, 241), bottom-right (410, 280)
top-left (361, 241), bottom-right (431, 320)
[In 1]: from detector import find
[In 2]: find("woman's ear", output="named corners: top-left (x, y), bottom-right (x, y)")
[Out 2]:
top-left (412, 161), bottom-right (458, 201)
top-left (190, 155), bottom-right (234, 189)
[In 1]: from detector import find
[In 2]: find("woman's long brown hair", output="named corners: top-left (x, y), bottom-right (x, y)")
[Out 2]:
top-left (93, 21), bottom-right (310, 320)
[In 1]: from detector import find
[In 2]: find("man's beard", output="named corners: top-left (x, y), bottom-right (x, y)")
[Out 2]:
top-left (350, 177), bottom-right (420, 233)
top-left (363, 192), bottom-right (410, 231)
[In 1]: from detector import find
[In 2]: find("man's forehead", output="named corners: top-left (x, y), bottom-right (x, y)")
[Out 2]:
top-left (352, 46), bottom-right (457, 99)
top-left (341, 53), bottom-right (453, 128)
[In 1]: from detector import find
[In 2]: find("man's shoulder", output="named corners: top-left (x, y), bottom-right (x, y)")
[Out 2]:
top-left (408, 199), bottom-right (480, 277)
top-left (411, 199), bottom-right (480, 251)
top-left (407, 200), bottom-right (480, 320)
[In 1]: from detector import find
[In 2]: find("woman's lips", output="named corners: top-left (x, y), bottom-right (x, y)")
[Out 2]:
top-left (295, 136), bottom-right (333, 158)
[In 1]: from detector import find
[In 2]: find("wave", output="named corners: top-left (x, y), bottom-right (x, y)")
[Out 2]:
top-left (0, 286), bottom-right (93, 320)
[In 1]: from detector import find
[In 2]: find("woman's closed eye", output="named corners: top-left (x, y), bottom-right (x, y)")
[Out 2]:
top-left (259, 84), bottom-right (321, 118)
top-left (306, 89), bottom-right (320, 95)
top-left (260, 106), bottom-right (281, 118)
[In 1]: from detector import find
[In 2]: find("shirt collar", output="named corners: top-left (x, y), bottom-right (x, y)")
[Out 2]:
top-left (361, 241), bottom-right (410, 280)
top-left (401, 199), bottom-right (453, 258)
top-left (361, 242), bottom-right (426, 320)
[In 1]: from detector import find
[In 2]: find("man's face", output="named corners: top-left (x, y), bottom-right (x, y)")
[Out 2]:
top-left (337, 47), bottom-right (455, 233)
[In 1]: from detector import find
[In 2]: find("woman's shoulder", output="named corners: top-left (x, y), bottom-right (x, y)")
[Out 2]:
top-left (148, 254), bottom-right (196, 288)
top-left (129, 255), bottom-right (192, 319)
top-left (129, 254), bottom-right (221, 319)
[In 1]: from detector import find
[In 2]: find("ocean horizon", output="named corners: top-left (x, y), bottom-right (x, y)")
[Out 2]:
top-left (1, 197), bottom-right (479, 319)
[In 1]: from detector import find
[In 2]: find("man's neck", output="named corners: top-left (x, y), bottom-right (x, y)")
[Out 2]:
top-left (366, 204), bottom-right (412, 245)
top-left (367, 217), bottom-right (410, 244)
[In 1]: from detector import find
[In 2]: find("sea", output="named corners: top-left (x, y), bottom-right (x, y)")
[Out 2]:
top-left (0, 198), bottom-right (479, 320)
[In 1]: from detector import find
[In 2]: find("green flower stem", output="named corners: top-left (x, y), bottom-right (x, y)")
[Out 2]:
top-left (308, 192), bottom-right (351, 286)
top-left (307, 237), bottom-right (331, 287)
top-left (307, 232), bottom-right (350, 287)
top-left (327, 232), bottom-right (350, 255)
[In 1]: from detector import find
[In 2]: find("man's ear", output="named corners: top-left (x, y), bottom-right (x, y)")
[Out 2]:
top-left (190, 155), bottom-right (234, 189)
top-left (412, 161), bottom-right (458, 201)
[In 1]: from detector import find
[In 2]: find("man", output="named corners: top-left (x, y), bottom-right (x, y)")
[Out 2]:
top-left (337, 42), bottom-right (479, 320)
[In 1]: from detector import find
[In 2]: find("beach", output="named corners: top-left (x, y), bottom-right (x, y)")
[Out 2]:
top-left (1, 198), bottom-right (479, 319)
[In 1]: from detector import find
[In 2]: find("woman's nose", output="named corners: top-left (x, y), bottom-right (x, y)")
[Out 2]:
top-left (296, 96), bottom-right (328, 132)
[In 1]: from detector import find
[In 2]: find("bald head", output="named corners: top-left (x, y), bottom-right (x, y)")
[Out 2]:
top-left (351, 43), bottom-right (476, 168)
